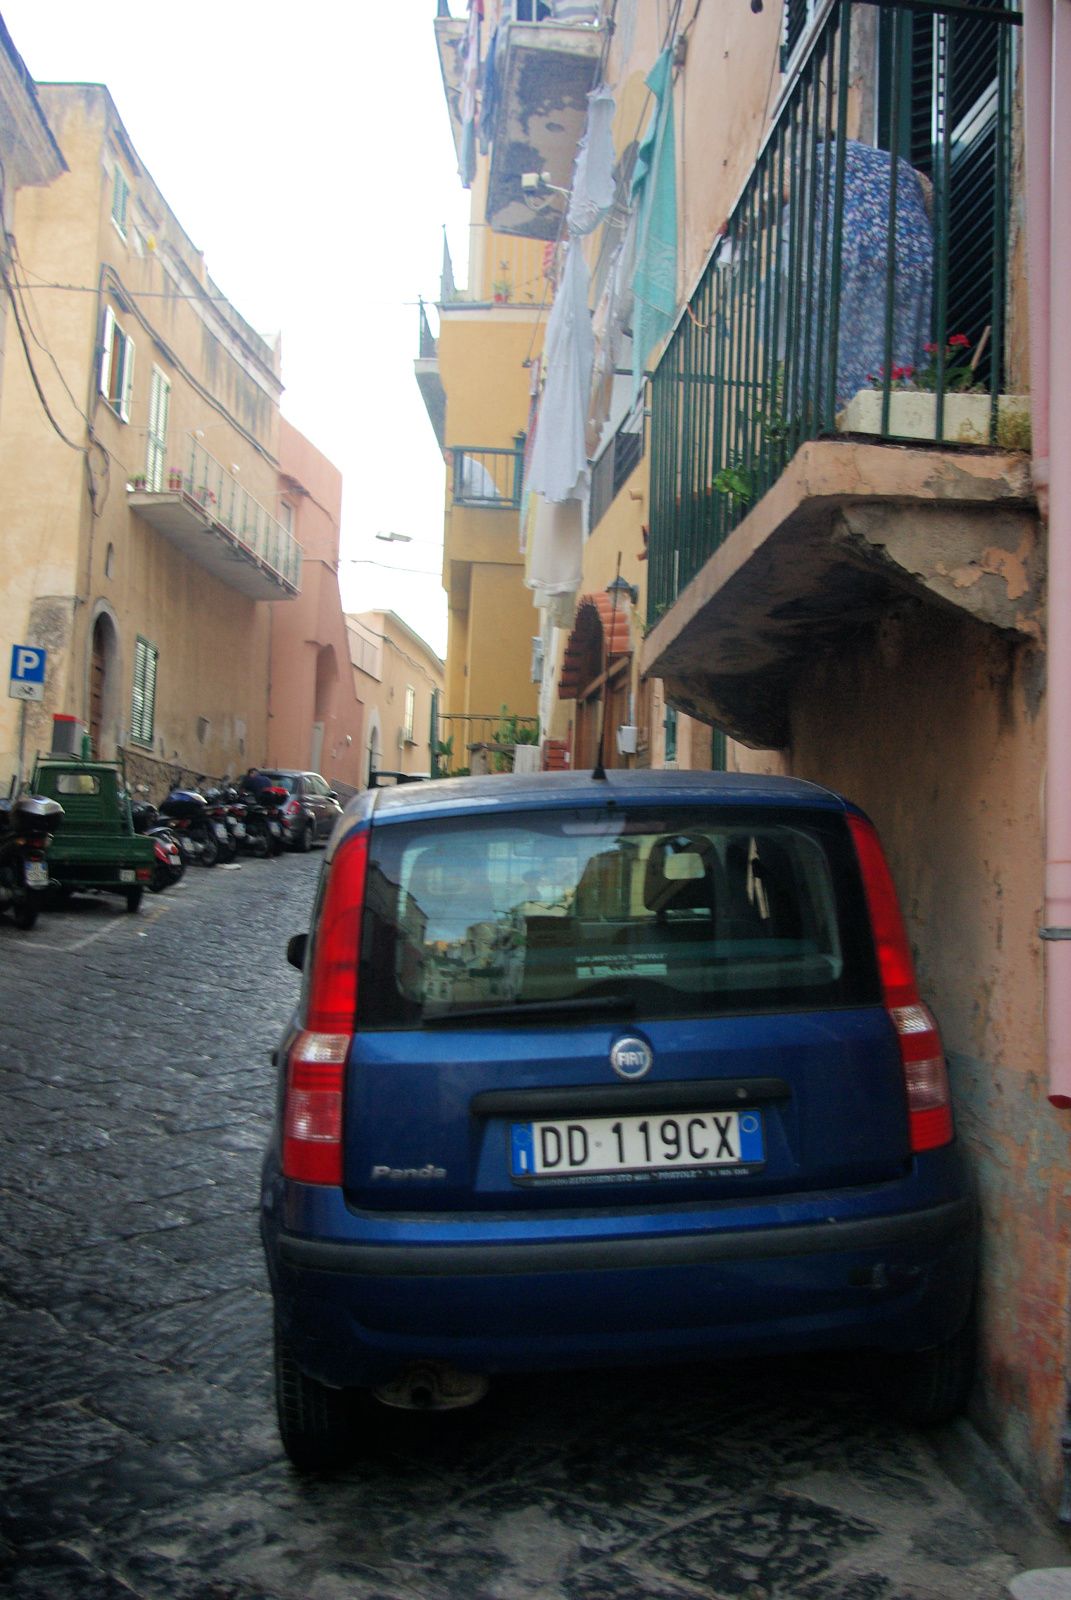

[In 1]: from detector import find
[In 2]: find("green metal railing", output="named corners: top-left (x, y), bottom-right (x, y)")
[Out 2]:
top-left (648, 0), bottom-right (1018, 621)
top-left (167, 436), bottom-right (302, 591)
top-left (452, 443), bottom-right (525, 509)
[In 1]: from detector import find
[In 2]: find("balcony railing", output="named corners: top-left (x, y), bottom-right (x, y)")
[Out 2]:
top-left (129, 435), bottom-right (301, 598)
top-left (590, 407), bottom-right (646, 533)
top-left (451, 443), bottom-right (524, 509)
top-left (647, 0), bottom-right (1019, 621)
top-left (433, 712), bottom-right (540, 777)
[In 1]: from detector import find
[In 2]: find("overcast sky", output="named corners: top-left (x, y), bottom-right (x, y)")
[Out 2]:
top-left (3, 0), bottom-right (471, 657)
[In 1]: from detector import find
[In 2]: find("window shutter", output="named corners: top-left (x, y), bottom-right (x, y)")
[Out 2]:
top-left (120, 334), bottom-right (135, 423)
top-left (782, 0), bottom-right (810, 70)
top-left (100, 306), bottom-right (115, 401)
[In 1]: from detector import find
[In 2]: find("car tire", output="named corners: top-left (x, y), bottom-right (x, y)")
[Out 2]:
top-left (295, 820), bottom-right (313, 853)
top-left (879, 1304), bottom-right (976, 1427)
top-left (124, 887), bottom-right (144, 914)
top-left (273, 1315), bottom-right (355, 1472)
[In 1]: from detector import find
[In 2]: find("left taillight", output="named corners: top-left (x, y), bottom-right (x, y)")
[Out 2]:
top-left (282, 828), bottom-right (369, 1185)
top-left (848, 813), bottom-right (954, 1154)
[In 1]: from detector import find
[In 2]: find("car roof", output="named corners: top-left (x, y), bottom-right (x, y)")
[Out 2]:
top-left (346, 769), bottom-right (853, 829)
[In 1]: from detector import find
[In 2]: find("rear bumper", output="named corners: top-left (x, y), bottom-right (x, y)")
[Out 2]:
top-left (278, 1196), bottom-right (973, 1278)
top-left (263, 1186), bottom-right (977, 1389)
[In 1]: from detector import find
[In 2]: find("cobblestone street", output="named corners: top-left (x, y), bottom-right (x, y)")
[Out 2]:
top-left (0, 852), bottom-right (1063, 1600)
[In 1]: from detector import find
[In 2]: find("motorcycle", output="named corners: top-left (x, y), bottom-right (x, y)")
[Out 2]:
top-left (0, 792), bottom-right (64, 931)
top-left (202, 788), bottom-right (238, 864)
top-left (130, 795), bottom-right (184, 891)
top-left (238, 783), bottom-right (287, 858)
top-left (159, 787), bottom-right (219, 867)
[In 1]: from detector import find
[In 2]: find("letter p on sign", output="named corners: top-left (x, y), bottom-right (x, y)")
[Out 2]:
top-left (9, 644), bottom-right (47, 702)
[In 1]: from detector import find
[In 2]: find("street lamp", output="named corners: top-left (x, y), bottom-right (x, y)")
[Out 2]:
top-left (375, 531), bottom-right (412, 543)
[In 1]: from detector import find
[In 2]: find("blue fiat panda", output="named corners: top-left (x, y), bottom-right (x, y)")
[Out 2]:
top-left (260, 771), bottom-right (976, 1469)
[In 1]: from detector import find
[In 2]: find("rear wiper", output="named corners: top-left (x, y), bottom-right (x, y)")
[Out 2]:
top-left (421, 994), bottom-right (637, 1026)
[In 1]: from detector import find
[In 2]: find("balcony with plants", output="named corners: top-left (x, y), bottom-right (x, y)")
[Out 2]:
top-left (641, 0), bottom-right (1037, 749)
top-left (127, 434), bottom-right (301, 600)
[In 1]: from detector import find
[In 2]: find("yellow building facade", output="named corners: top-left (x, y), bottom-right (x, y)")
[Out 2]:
top-left (0, 84), bottom-right (298, 793)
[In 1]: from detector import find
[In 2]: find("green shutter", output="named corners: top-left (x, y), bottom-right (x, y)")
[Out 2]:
top-left (131, 637), bottom-right (158, 746)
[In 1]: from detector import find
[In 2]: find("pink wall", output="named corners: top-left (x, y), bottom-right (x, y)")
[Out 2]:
top-left (267, 420), bottom-right (365, 790)
top-left (741, 601), bottom-right (1066, 1508)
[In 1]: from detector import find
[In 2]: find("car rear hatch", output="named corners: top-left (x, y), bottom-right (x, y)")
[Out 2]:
top-left (334, 800), bottom-right (914, 1213)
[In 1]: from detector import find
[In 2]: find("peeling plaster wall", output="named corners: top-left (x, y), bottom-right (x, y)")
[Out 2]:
top-left (740, 603), bottom-right (1067, 1507)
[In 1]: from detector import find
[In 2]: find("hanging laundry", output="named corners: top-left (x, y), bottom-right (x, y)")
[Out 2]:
top-left (526, 496), bottom-right (584, 626)
top-left (568, 85), bottom-right (617, 236)
top-left (458, 2), bottom-right (481, 188)
top-left (526, 242), bottom-right (595, 503)
top-left (478, 24), bottom-right (502, 155)
top-left (630, 47), bottom-right (678, 400)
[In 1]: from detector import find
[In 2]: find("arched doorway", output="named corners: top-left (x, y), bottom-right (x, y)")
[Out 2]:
top-left (88, 609), bottom-right (120, 758)
top-left (366, 710), bottom-right (382, 786)
top-left (311, 644), bottom-right (338, 773)
top-left (558, 594), bottom-right (631, 770)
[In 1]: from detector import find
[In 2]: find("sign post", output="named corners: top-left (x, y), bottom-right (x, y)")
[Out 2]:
top-left (8, 645), bottom-right (47, 791)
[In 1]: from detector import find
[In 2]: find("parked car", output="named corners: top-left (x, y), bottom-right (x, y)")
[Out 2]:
top-left (259, 770), bottom-right (344, 852)
top-left (261, 770), bottom-right (977, 1470)
top-left (30, 757), bottom-right (155, 913)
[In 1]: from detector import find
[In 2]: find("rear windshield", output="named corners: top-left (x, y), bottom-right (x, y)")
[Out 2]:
top-left (263, 773), bottom-right (297, 793)
top-left (357, 806), bottom-right (879, 1027)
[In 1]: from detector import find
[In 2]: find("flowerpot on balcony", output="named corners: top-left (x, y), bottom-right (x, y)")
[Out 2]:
top-left (167, 468), bottom-right (183, 491)
top-left (131, 475), bottom-right (147, 492)
top-left (836, 389), bottom-right (1031, 449)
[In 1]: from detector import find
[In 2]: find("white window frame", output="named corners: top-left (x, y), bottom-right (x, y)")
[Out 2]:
top-left (403, 685), bottom-right (416, 744)
top-left (111, 164), bottom-right (130, 238)
top-left (146, 366), bottom-right (170, 490)
top-left (99, 305), bottom-right (135, 422)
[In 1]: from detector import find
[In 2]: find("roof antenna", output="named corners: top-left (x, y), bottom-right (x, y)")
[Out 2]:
top-left (593, 553), bottom-right (629, 782)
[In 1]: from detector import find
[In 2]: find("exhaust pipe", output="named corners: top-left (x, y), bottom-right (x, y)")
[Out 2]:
top-left (373, 1362), bottom-right (489, 1412)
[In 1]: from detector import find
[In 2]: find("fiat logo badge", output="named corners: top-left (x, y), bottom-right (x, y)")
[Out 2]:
top-left (610, 1037), bottom-right (653, 1081)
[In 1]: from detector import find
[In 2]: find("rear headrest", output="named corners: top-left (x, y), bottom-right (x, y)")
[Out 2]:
top-left (643, 834), bottom-right (719, 916)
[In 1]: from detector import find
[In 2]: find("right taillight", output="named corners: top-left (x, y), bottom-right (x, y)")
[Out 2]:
top-left (282, 828), bottom-right (369, 1185)
top-left (847, 813), bottom-right (954, 1153)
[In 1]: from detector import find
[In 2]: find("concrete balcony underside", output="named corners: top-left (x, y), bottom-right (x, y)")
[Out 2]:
top-left (640, 439), bottom-right (1040, 750)
top-left (129, 492), bottom-right (299, 601)
top-left (486, 22), bottom-right (603, 241)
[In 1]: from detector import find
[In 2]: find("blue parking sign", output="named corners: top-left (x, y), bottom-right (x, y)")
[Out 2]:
top-left (8, 644), bottom-right (47, 702)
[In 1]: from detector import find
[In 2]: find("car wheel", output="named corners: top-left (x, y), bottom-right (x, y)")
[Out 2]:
top-left (273, 1315), bottom-right (355, 1472)
top-left (124, 887), bottom-right (144, 914)
top-left (296, 820), bottom-right (313, 853)
top-left (879, 1304), bottom-right (976, 1427)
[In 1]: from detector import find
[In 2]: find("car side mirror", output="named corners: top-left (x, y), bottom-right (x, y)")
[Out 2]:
top-left (286, 933), bottom-right (307, 970)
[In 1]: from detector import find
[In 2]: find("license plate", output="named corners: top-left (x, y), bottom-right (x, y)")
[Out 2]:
top-left (24, 860), bottom-right (48, 888)
top-left (213, 823), bottom-right (228, 840)
top-left (268, 820), bottom-right (281, 836)
top-left (511, 1109), bottom-right (764, 1178)
top-left (119, 869), bottom-right (136, 883)
top-left (233, 823), bottom-right (245, 838)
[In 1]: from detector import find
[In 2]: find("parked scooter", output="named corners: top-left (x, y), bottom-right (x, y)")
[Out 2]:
top-left (0, 792), bottom-right (64, 930)
top-left (238, 782), bottom-right (287, 858)
top-left (202, 788), bottom-right (238, 864)
top-left (159, 787), bottom-right (219, 867)
top-left (130, 794), bottom-right (184, 891)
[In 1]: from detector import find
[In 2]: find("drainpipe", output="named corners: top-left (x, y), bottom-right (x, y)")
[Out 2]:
top-left (1029, 0), bottom-right (1071, 1106)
